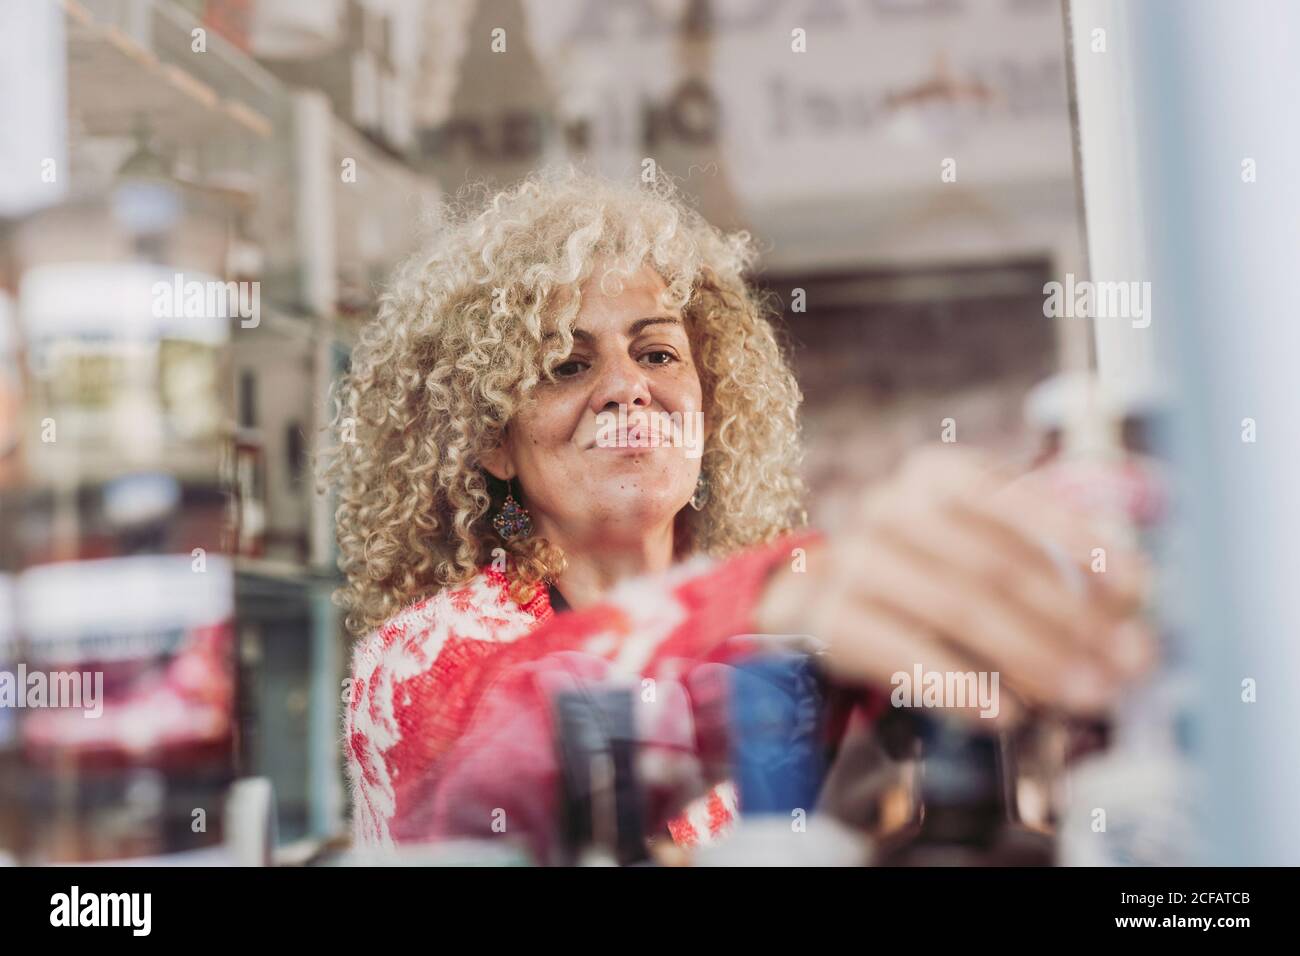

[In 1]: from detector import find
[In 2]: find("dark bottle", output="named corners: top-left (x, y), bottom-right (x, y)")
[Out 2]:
top-left (552, 687), bottom-right (648, 866)
top-left (875, 709), bottom-right (1054, 866)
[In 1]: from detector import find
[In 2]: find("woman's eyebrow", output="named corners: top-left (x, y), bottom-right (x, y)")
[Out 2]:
top-left (628, 316), bottom-right (683, 335)
top-left (562, 316), bottom-right (683, 343)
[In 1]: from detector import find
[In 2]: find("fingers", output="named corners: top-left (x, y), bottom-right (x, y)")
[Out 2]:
top-left (819, 445), bottom-right (1157, 719)
top-left (816, 597), bottom-right (1024, 731)
top-left (985, 470), bottom-right (1150, 616)
top-left (895, 445), bottom-right (1151, 642)
top-left (825, 530), bottom-right (1117, 715)
top-left (869, 494), bottom-right (1100, 660)
top-left (949, 494), bottom-right (1153, 671)
top-left (901, 445), bottom-right (1149, 615)
top-left (865, 485), bottom-right (1154, 682)
top-left (756, 542), bottom-right (1026, 729)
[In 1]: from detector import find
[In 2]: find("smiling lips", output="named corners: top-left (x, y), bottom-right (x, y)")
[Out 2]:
top-left (588, 423), bottom-right (659, 450)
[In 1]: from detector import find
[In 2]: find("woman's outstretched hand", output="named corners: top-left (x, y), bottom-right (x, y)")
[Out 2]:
top-left (754, 445), bottom-right (1157, 727)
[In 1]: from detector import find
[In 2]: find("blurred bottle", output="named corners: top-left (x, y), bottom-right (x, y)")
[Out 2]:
top-left (16, 554), bottom-right (236, 863)
top-left (729, 651), bottom-right (827, 816)
top-left (874, 710), bottom-right (1053, 866)
top-left (547, 651), bottom-right (865, 866)
top-left (694, 650), bottom-right (868, 866)
top-left (1023, 373), bottom-right (1196, 864)
top-left (553, 686), bottom-right (647, 866)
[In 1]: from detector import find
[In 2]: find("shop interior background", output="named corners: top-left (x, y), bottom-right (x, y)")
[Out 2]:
top-left (3, 0), bottom-right (1292, 866)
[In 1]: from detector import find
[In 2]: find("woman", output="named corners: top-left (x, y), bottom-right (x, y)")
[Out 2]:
top-left (329, 170), bottom-right (1152, 861)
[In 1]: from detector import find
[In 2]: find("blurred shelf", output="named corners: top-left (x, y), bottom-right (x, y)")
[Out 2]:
top-left (26, 0), bottom-right (400, 858)
top-left (63, 0), bottom-right (279, 145)
top-left (234, 556), bottom-right (339, 584)
top-left (330, 115), bottom-right (431, 201)
top-left (61, 0), bottom-right (438, 315)
top-left (279, 309), bottom-right (358, 347)
top-left (24, 444), bottom-right (225, 487)
top-left (331, 115), bottom-right (438, 312)
top-left (229, 304), bottom-right (318, 342)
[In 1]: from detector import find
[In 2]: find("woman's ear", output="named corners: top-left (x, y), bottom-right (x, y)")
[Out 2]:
top-left (479, 442), bottom-right (515, 482)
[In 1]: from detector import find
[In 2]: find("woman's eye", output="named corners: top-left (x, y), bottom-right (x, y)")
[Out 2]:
top-left (553, 359), bottom-right (588, 378)
top-left (640, 350), bottom-right (677, 366)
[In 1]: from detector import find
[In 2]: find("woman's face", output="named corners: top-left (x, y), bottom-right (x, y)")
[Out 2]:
top-left (483, 264), bottom-right (704, 549)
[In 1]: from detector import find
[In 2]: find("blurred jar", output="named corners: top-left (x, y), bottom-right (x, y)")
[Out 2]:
top-left (16, 554), bottom-right (235, 863)
top-left (11, 187), bottom-right (232, 490)
top-left (0, 574), bottom-right (21, 864)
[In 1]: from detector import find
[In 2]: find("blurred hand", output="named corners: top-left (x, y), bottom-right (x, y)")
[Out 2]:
top-left (755, 445), bottom-right (1156, 727)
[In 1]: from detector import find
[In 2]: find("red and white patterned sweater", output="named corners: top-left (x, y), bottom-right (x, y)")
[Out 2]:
top-left (344, 533), bottom-right (820, 861)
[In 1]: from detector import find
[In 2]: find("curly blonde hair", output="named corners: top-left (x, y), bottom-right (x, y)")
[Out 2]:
top-left (322, 167), bottom-right (807, 637)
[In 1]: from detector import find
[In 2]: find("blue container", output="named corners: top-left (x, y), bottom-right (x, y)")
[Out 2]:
top-left (728, 651), bottom-right (827, 815)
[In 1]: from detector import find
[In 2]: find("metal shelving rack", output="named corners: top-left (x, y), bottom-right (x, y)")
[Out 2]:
top-left (54, 0), bottom-right (438, 858)
top-left (64, 0), bottom-right (278, 143)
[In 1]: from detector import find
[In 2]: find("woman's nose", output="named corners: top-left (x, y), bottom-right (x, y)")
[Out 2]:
top-left (589, 353), bottom-right (652, 413)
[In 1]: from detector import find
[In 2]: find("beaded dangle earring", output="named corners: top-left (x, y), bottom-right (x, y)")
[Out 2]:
top-left (689, 471), bottom-right (710, 511)
top-left (492, 478), bottom-right (533, 540)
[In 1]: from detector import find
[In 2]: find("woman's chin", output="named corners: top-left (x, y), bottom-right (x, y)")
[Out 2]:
top-left (584, 477), bottom-right (693, 523)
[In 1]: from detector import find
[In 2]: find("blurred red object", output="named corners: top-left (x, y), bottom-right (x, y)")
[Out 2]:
top-left (203, 0), bottom-right (252, 51)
